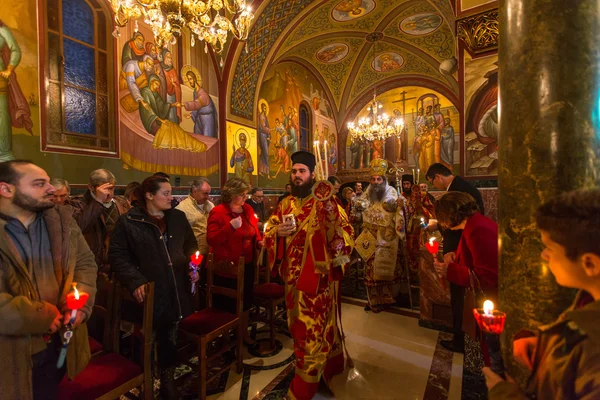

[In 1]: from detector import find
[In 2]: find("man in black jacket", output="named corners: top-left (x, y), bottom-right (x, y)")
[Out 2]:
top-left (425, 163), bottom-right (484, 353)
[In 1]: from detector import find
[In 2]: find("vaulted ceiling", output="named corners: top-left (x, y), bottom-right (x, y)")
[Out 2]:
top-left (228, 0), bottom-right (458, 125)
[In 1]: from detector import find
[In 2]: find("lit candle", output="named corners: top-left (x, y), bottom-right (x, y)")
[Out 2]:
top-left (190, 251), bottom-right (202, 266)
top-left (189, 251), bottom-right (202, 294)
top-left (412, 168), bottom-right (415, 183)
top-left (58, 283), bottom-right (89, 368)
top-left (313, 141), bottom-right (322, 179)
top-left (417, 169), bottom-right (420, 183)
top-left (483, 300), bottom-right (494, 316)
top-left (421, 217), bottom-right (425, 226)
top-left (323, 140), bottom-right (328, 174)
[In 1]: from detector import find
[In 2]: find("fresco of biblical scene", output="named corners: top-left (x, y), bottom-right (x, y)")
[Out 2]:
top-left (315, 42), bottom-right (349, 64)
top-left (464, 50), bottom-right (498, 177)
top-left (399, 13), bottom-right (443, 36)
top-left (372, 52), bottom-right (404, 72)
top-left (227, 121), bottom-right (258, 187)
top-left (345, 86), bottom-right (460, 182)
top-left (257, 62), bottom-right (337, 188)
top-left (117, 22), bottom-right (220, 181)
top-left (331, 0), bottom-right (376, 22)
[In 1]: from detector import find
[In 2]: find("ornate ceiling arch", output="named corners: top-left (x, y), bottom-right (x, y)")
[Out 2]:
top-left (228, 0), bottom-right (457, 122)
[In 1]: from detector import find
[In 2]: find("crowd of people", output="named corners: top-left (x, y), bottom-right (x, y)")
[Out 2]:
top-left (0, 156), bottom-right (598, 400)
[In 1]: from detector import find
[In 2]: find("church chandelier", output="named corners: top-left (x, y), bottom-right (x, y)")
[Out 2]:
top-left (110, 0), bottom-right (254, 53)
top-left (347, 92), bottom-right (404, 143)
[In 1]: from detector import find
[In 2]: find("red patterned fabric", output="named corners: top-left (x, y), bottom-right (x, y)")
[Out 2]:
top-left (88, 337), bottom-right (103, 354)
top-left (254, 282), bottom-right (285, 299)
top-left (179, 308), bottom-right (237, 335)
top-left (58, 353), bottom-right (141, 399)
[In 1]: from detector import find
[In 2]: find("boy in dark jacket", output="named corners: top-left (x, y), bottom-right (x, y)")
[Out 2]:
top-left (484, 189), bottom-right (600, 399)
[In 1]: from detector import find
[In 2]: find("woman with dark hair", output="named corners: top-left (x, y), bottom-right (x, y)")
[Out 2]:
top-left (432, 191), bottom-right (504, 377)
top-left (109, 175), bottom-right (198, 399)
top-left (207, 178), bottom-right (262, 344)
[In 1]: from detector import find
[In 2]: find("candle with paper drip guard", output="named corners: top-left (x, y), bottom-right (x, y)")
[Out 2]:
top-left (473, 300), bottom-right (506, 335)
top-left (57, 283), bottom-right (89, 368)
top-left (189, 251), bottom-right (203, 294)
top-left (426, 237), bottom-right (445, 289)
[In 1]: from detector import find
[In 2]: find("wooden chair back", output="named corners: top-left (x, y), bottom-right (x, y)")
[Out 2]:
top-left (88, 274), bottom-right (116, 354)
top-left (206, 254), bottom-right (245, 316)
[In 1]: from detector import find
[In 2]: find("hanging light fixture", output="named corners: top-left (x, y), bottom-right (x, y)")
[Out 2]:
top-left (348, 92), bottom-right (404, 143)
top-left (110, 0), bottom-right (255, 53)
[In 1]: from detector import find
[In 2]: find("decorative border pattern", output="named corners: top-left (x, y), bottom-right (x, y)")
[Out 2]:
top-left (457, 10), bottom-right (499, 54)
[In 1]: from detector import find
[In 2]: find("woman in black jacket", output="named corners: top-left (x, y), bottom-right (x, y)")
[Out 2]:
top-left (109, 175), bottom-right (198, 399)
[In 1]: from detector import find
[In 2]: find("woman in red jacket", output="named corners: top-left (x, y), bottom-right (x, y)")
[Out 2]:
top-left (207, 178), bottom-right (262, 344)
top-left (432, 191), bottom-right (504, 377)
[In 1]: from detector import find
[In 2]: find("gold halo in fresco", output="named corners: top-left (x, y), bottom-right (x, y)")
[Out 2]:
top-left (331, 0), bottom-right (376, 22)
top-left (233, 128), bottom-right (250, 149)
top-left (181, 65), bottom-right (202, 88)
top-left (315, 43), bottom-right (350, 64)
top-left (399, 13), bottom-right (443, 36)
top-left (371, 52), bottom-right (404, 72)
top-left (258, 98), bottom-right (269, 116)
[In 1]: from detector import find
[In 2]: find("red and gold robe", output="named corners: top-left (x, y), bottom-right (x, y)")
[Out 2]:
top-left (264, 182), bottom-right (354, 400)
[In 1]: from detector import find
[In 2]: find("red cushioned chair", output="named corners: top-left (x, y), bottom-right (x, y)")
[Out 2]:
top-left (58, 282), bottom-right (154, 400)
top-left (253, 255), bottom-right (286, 350)
top-left (179, 254), bottom-right (244, 400)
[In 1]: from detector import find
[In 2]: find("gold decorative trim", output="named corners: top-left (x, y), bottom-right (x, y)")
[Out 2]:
top-left (457, 10), bottom-right (499, 54)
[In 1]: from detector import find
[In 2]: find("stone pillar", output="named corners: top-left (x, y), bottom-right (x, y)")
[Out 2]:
top-left (498, 0), bottom-right (600, 381)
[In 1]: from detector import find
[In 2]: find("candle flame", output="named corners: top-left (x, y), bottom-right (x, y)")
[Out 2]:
top-left (72, 282), bottom-right (80, 300)
top-left (483, 300), bottom-right (494, 316)
top-left (195, 251), bottom-right (199, 258)
top-left (429, 237), bottom-right (436, 245)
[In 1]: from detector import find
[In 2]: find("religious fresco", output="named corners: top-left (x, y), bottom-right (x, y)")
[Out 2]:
top-left (345, 86), bottom-right (460, 181)
top-left (257, 62), bottom-right (336, 188)
top-left (463, 50), bottom-right (498, 177)
top-left (371, 52), bottom-right (404, 72)
top-left (315, 43), bottom-right (350, 64)
top-left (117, 22), bottom-right (220, 181)
top-left (399, 13), bottom-right (443, 36)
top-left (331, 0), bottom-right (376, 22)
top-left (227, 121), bottom-right (258, 187)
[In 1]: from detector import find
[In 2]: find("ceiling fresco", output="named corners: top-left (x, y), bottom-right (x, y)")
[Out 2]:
top-left (229, 0), bottom-right (457, 122)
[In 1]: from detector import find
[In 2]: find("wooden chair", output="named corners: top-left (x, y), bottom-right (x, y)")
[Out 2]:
top-left (58, 281), bottom-right (155, 400)
top-left (86, 274), bottom-right (114, 356)
top-left (179, 254), bottom-right (244, 400)
top-left (253, 257), bottom-right (286, 350)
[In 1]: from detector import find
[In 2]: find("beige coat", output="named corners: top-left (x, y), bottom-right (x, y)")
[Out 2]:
top-left (0, 206), bottom-right (97, 400)
top-left (490, 291), bottom-right (600, 399)
top-left (176, 195), bottom-right (214, 255)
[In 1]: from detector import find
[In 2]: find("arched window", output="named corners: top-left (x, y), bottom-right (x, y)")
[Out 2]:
top-left (41, 0), bottom-right (116, 155)
top-left (299, 103), bottom-right (311, 151)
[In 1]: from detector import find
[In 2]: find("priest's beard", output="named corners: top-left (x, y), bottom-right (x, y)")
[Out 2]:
top-left (369, 183), bottom-right (387, 203)
top-left (290, 177), bottom-right (315, 198)
top-left (402, 186), bottom-right (412, 196)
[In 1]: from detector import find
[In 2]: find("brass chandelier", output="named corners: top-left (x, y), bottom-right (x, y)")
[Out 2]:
top-left (348, 93), bottom-right (404, 143)
top-left (110, 0), bottom-right (255, 53)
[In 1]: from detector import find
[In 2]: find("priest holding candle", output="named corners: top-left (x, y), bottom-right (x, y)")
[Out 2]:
top-left (0, 160), bottom-right (98, 400)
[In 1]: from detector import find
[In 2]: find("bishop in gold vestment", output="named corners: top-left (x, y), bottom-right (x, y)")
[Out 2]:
top-left (264, 151), bottom-right (354, 400)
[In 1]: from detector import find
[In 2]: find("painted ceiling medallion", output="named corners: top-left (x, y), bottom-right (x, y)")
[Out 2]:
top-left (331, 0), bottom-right (376, 22)
top-left (315, 43), bottom-right (350, 63)
top-left (399, 13), bottom-right (443, 36)
top-left (372, 52), bottom-right (404, 72)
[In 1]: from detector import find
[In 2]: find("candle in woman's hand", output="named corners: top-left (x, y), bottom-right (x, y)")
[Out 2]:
top-left (190, 251), bottom-right (202, 266)
top-left (425, 237), bottom-right (439, 255)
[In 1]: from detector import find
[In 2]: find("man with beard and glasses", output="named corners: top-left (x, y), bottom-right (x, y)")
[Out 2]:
top-left (0, 160), bottom-right (97, 400)
top-left (356, 159), bottom-right (407, 313)
top-left (264, 151), bottom-right (354, 400)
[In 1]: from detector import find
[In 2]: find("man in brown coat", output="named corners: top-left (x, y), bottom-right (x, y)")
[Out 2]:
top-left (71, 169), bottom-right (129, 275)
top-left (0, 160), bottom-right (97, 400)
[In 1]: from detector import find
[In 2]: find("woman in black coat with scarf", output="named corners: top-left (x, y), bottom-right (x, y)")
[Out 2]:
top-left (109, 175), bottom-right (198, 399)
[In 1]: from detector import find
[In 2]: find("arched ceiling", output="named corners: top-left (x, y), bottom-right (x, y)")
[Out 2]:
top-left (229, 0), bottom-right (458, 123)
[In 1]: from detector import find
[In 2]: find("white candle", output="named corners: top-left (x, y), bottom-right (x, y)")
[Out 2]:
top-left (429, 237), bottom-right (435, 246)
top-left (323, 140), bottom-right (328, 175)
top-left (483, 300), bottom-right (494, 316)
top-left (412, 168), bottom-right (415, 183)
top-left (417, 169), bottom-right (420, 183)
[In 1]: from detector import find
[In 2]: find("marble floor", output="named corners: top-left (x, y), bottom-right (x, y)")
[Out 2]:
top-left (192, 302), bottom-right (474, 400)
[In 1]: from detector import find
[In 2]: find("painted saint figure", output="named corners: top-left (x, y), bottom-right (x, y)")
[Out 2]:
top-left (257, 101), bottom-right (271, 177)
top-left (138, 75), bottom-right (178, 135)
top-left (230, 132), bottom-right (254, 187)
top-left (440, 117), bottom-right (455, 170)
top-left (121, 32), bottom-right (146, 67)
top-left (161, 50), bottom-right (181, 124)
top-left (182, 69), bottom-right (218, 138)
top-left (0, 21), bottom-right (32, 162)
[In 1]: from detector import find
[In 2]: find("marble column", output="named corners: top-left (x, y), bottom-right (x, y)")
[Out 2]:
top-left (498, 0), bottom-right (600, 382)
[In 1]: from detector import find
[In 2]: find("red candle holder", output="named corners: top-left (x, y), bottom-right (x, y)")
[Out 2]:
top-left (473, 309), bottom-right (506, 335)
top-left (425, 240), bottom-right (439, 255)
top-left (190, 252), bottom-right (203, 266)
top-left (66, 287), bottom-right (89, 310)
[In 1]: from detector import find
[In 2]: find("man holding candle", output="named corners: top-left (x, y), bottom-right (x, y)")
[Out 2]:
top-left (264, 151), bottom-right (354, 400)
top-left (357, 159), bottom-right (407, 312)
top-left (0, 160), bottom-right (97, 400)
top-left (484, 190), bottom-right (600, 399)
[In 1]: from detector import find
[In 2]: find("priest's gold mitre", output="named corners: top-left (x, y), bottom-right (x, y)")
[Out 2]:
top-left (369, 158), bottom-right (388, 177)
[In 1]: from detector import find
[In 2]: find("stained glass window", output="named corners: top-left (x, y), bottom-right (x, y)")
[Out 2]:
top-left (299, 104), bottom-right (311, 152)
top-left (43, 0), bottom-right (116, 155)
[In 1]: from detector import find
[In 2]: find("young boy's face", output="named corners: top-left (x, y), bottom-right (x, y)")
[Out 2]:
top-left (540, 230), bottom-right (587, 288)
